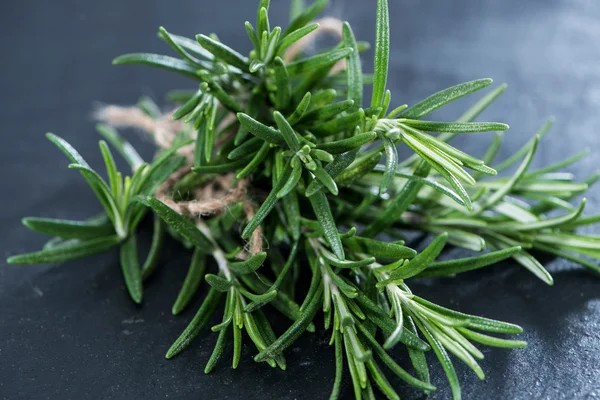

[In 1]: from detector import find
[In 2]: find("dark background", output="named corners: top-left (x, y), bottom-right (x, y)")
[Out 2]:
top-left (1, 0), bottom-right (600, 399)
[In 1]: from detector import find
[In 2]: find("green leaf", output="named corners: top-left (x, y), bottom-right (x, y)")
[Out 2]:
top-left (42, 238), bottom-right (81, 252)
top-left (286, 47), bottom-right (353, 76)
top-left (243, 290), bottom-right (278, 313)
top-left (241, 273), bottom-right (312, 329)
top-left (192, 156), bottom-right (253, 174)
top-left (196, 34), bottom-right (249, 71)
top-left (400, 119), bottom-right (509, 133)
top-left (494, 118), bottom-right (553, 172)
top-left (311, 164), bottom-right (339, 195)
top-left (495, 199), bottom-right (586, 232)
top-left (316, 149), bottom-right (342, 163)
top-left (99, 140), bottom-right (120, 196)
top-left (336, 151), bottom-right (383, 187)
top-left (278, 23), bottom-right (319, 55)
top-left (343, 236), bottom-right (416, 259)
top-left (22, 217), bottom-right (114, 240)
top-left (159, 27), bottom-right (206, 66)
top-left (366, 360), bottom-right (400, 400)
top-left (285, 0), bottom-right (328, 36)
top-left (237, 113), bottom-right (286, 146)
top-left (471, 133), bottom-right (504, 179)
top-left (137, 140), bottom-right (192, 195)
top-left (263, 27), bottom-right (281, 64)
top-left (46, 132), bottom-right (90, 166)
top-left (418, 246), bottom-right (522, 278)
top-left (257, 1), bottom-right (271, 35)
top-left (371, 0), bottom-right (389, 109)
top-left (476, 135), bottom-right (540, 212)
top-left (168, 89), bottom-right (201, 103)
top-left (67, 163), bottom-right (119, 219)
top-left (197, 71), bottom-right (243, 113)
top-left (212, 290), bottom-right (234, 333)
top-left (353, 291), bottom-right (430, 351)
top-left (172, 247), bottom-right (207, 315)
top-left (120, 234), bottom-right (143, 304)
top-left (378, 132), bottom-right (398, 194)
top-left (113, 53), bottom-right (200, 79)
top-left (287, 92), bottom-right (312, 125)
top-left (142, 216), bottom-right (165, 280)
top-left (511, 248), bottom-right (554, 285)
top-left (205, 274), bottom-right (233, 292)
top-left (273, 111), bottom-right (302, 151)
top-left (166, 288), bottom-right (223, 359)
top-left (254, 310), bottom-right (287, 369)
top-left (52, 146), bottom-right (121, 233)
top-left (402, 135), bottom-right (476, 190)
top-left (7, 235), bottom-right (121, 265)
top-left (356, 322), bottom-right (436, 392)
top-left (430, 228), bottom-right (485, 253)
top-left (342, 22), bottom-right (363, 111)
top-left (402, 78), bottom-right (493, 120)
top-left (371, 167), bottom-right (467, 206)
top-left (236, 142), bottom-right (271, 179)
top-left (138, 197), bottom-right (213, 250)
top-left (228, 137), bottom-right (263, 160)
top-left (381, 89), bottom-right (392, 118)
top-left (245, 21), bottom-right (261, 51)
top-left (399, 83), bottom-right (506, 169)
top-left (299, 100), bottom-right (355, 125)
top-left (233, 322), bottom-right (242, 369)
top-left (526, 148), bottom-right (590, 179)
top-left (457, 83), bottom-right (507, 123)
top-left (290, 0), bottom-right (306, 22)
top-left (384, 233), bottom-right (448, 282)
top-left (533, 242), bottom-right (600, 274)
top-left (229, 252), bottom-right (268, 275)
top-left (316, 132), bottom-right (376, 154)
top-left (96, 124), bottom-right (144, 169)
top-left (345, 343), bottom-right (364, 399)
top-left (204, 328), bottom-right (229, 374)
top-left (308, 89), bottom-right (336, 110)
top-left (312, 109), bottom-right (364, 137)
top-left (254, 285), bottom-right (323, 362)
top-left (329, 330), bottom-right (344, 400)
top-left (277, 161), bottom-right (303, 198)
top-left (322, 251), bottom-right (375, 269)
top-left (362, 161), bottom-right (430, 237)
top-left (157, 31), bottom-right (214, 61)
top-left (411, 296), bottom-right (523, 334)
top-left (309, 191), bottom-right (345, 259)
top-left (243, 311), bottom-right (278, 368)
top-left (242, 163), bottom-right (293, 239)
top-left (282, 191), bottom-right (302, 240)
top-left (272, 57), bottom-right (292, 109)
top-left (415, 319), bottom-right (461, 400)
top-left (305, 150), bottom-right (357, 196)
top-left (251, 59), bottom-right (267, 73)
top-left (401, 124), bottom-right (486, 171)
top-left (458, 328), bottom-right (527, 349)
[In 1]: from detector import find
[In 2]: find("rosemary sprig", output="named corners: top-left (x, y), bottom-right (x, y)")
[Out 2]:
top-left (7, 1), bottom-right (599, 399)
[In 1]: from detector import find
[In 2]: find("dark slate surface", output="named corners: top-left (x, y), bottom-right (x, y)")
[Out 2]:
top-left (1, 1), bottom-right (599, 399)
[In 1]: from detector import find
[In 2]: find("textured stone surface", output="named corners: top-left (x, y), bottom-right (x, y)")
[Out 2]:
top-left (1, 0), bottom-right (599, 399)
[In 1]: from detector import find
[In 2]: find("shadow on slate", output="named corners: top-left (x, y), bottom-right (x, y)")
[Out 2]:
top-left (1, 0), bottom-right (600, 399)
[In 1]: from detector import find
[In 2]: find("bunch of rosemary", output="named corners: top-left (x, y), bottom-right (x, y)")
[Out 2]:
top-left (8, 0), bottom-right (600, 399)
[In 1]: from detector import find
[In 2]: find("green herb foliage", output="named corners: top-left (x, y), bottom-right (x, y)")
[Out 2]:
top-left (8, 1), bottom-right (600, 399)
